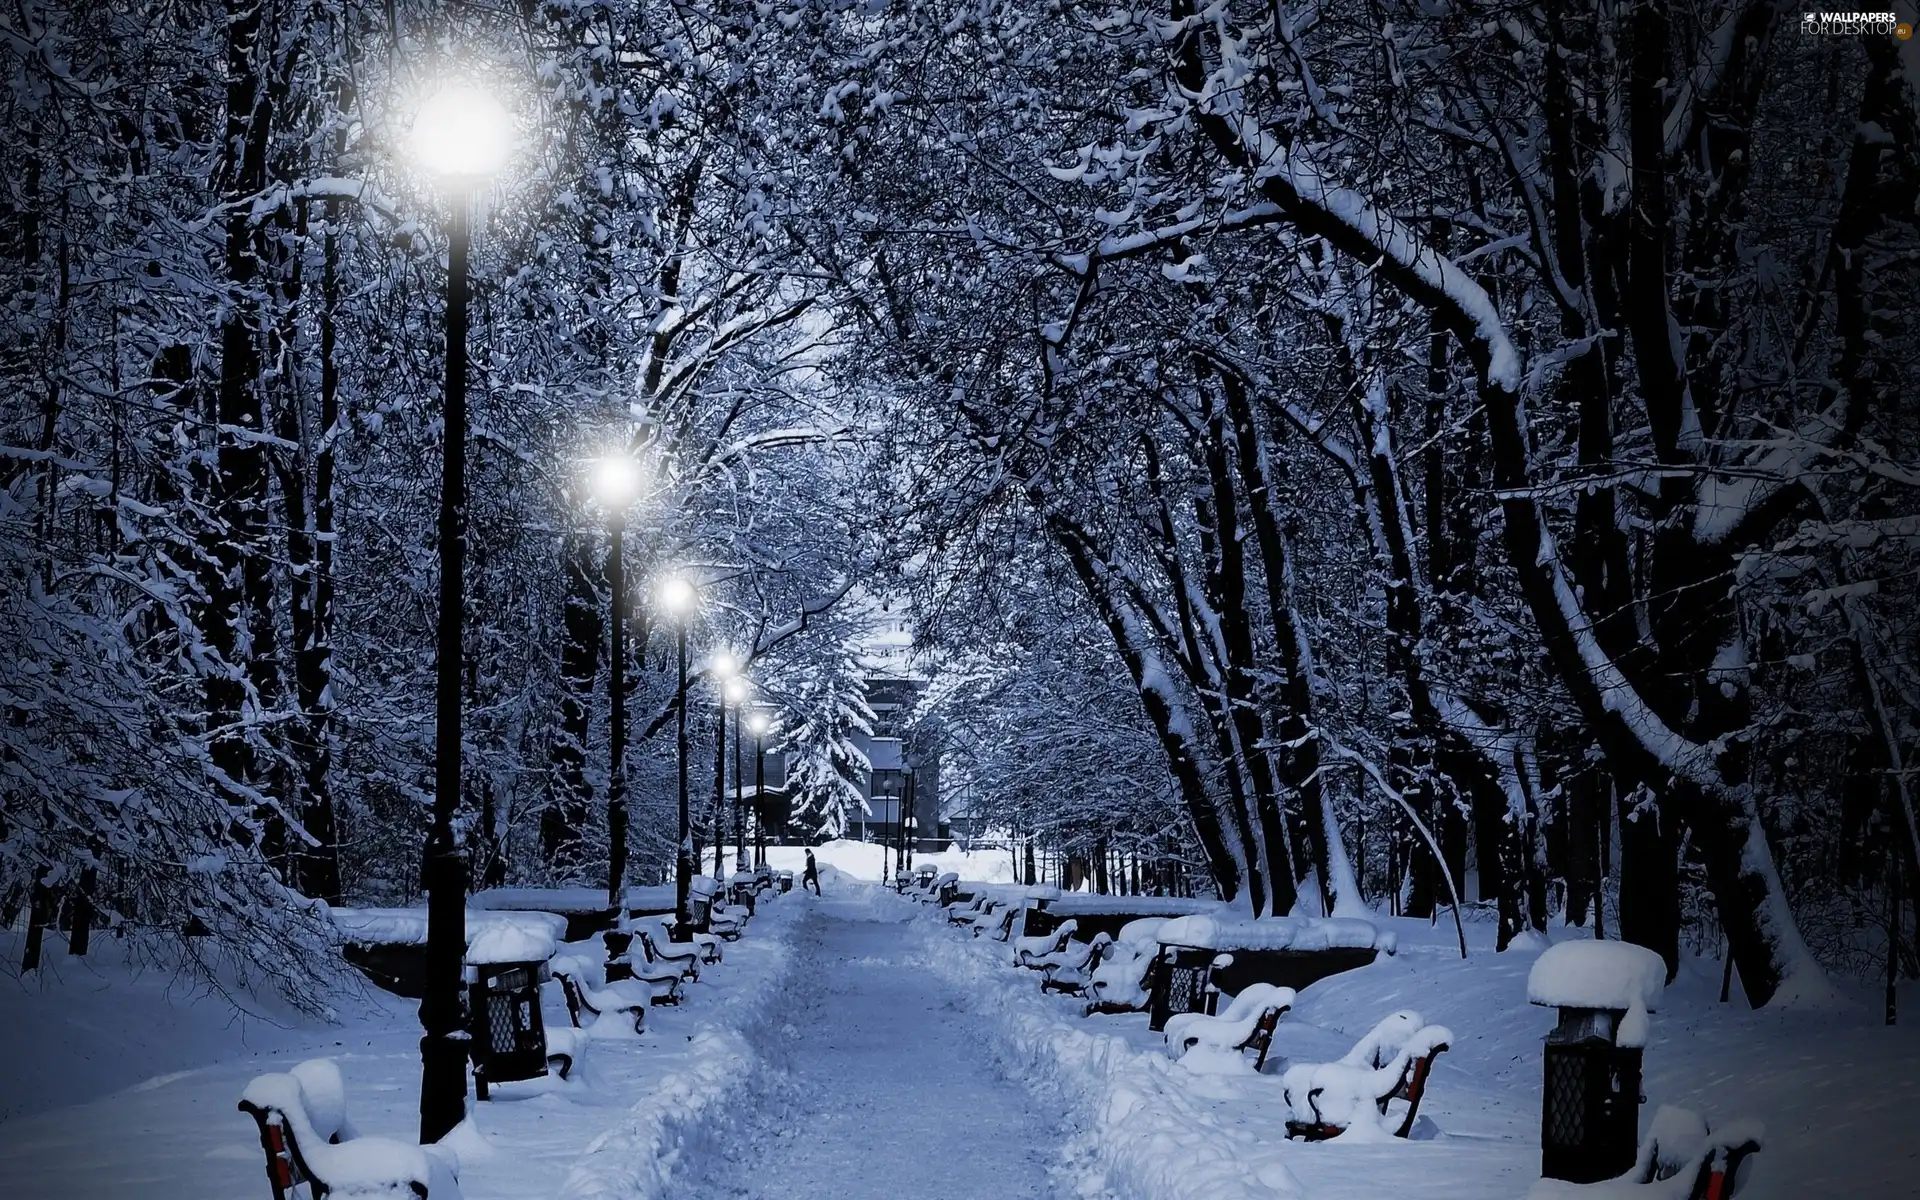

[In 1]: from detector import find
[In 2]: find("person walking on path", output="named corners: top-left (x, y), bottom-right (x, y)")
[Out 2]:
top-left (803, 848), bottom-right (821, 895)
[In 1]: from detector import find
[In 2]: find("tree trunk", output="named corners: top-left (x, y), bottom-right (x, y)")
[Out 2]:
top-left (543, 535), bottom-right (599, 878)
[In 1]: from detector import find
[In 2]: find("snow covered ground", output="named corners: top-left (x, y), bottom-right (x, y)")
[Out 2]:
top-left (903, 890), bottom-right (1920, 1199)
top-left (0, 892), bottom-right (804, 1200)
top-left (757, 838), bottom-right (1021, 885)
top-left (4, 878), bottom-right (1913, 1198)
top-left (678, 884), bottom-right (1065, 1199)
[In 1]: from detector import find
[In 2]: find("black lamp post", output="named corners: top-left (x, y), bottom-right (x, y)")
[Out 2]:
top-left (412, 81), bottom-right (510, 1147)
top-left (659, 575), bottom-right (695, 938)
top-left (903, 767), bottom-right (918, 872)
top-left (709, 654), bottom-right (740, 882)
top-left (747, 712), bottom-right (769, 866)
top-left (591, 457), bottom-right (640, 908)
top-left (731, 687), bottom-right (748, 874)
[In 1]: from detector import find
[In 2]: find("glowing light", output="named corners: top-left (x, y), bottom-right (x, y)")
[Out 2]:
top-left (591, 455), bottom-right (641, 508)
top-left (411, 84), bottom-right (512, 186)
top-left (658, 576), bottom-right (695, 614)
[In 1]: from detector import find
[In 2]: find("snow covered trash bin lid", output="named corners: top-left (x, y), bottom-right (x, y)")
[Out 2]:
top-left (1527, 941), bottom-right (1666, 1018)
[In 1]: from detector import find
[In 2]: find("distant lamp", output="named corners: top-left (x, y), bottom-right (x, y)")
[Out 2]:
top-left (724, 677), bottom-right (749, 703)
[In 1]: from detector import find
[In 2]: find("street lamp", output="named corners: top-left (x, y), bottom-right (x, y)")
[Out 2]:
top-left (903, 765), bottom-right (918, 873)
top-left (413, 79), bottom-right (510, 1146)
top-left (747, 711), bottom-right (771, 866)
top-left (590, 455), bottom-right (641, 909)
top-left (710, 656), bottom-right (741, 882)
top-left (658, 575), bottom-right (696, 939)
top-left (726, 678), bottom-right (750, 874)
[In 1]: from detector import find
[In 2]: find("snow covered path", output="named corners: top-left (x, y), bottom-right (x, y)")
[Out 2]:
top-left (683, 891), bottom-right (1065, 1200)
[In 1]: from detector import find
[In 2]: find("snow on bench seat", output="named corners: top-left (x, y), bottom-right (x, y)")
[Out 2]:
top-left (1163, 983), bottom-right (1296, 1070)
top-left (1014, 919), bottom-right (1079, 967)
top-left (1526, 1107), bottom-right (1764, 1199)
top-left (1280, 1012), bottom-right (1452, 1141)
top-left (240, 1062), bottom-right (463, 1198)
top-left (1081, 918), bottom-right (1170, 1013)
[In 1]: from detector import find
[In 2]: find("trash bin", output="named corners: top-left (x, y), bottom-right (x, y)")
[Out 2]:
top-left (602, 928), bottom-right (636, 982)
top-left (729, 882), bottom-right (757, 915)
top-left (1541, 1009), bottom-right (1644, 1182)
top-left (464, 955), bottom-right (553, 1100)
top-left (1527, 940), bottom-right (1664, 1184)
top-left (915, 865), bottom-right (937, 887)
top-left (778, 870), bottom-right (794, 893)
top-left (1148, 945), bottom-right (1219, 1032)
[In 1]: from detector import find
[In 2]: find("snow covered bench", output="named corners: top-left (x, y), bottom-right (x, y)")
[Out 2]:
top-left (1280, 1010), bottom-right (1452, 1140)
top-left (946, 893), bottom-right (988, 925)
top-left (635, 927), bottom-right (701, 981)
top-left (1013, 918), bottom-right (1079, 968)
top-left (596, 928), bottom-right (689, 997)
top-left (644, 914), bottom-right (721, 965)
top-left (1081, 917), bottom-right (1168, 1015)
top-left (1528, 1107), bottom-right (1763, 1200)
top-left (551, 954), bottom-right (655, 1033)
top-left (240, 1058), bottom-right (463, 1199)
top-left (1163, 983), bottom-right (1296, 1072)
top-left (1038, 932), bottom-right (1113, 995)
top-left (969, 900), bottom-right (1019, 940)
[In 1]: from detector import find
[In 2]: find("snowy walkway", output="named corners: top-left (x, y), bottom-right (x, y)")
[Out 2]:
top-left (682, 892), bottom-right (1064, 1200)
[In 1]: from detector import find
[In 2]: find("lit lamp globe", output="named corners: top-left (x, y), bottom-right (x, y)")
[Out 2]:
top-left (659, 576), bottom-right (696, 615)
top-left (724, 677), bottom-right (749, 704)
top-left (591, 455), bottom-right (642, 510)
top-left (746, 712), bottom-right (770, 736)
top-left (411, 83), bottom-right (512, 188)
top-left (711, 650), bottom-right (738, 680)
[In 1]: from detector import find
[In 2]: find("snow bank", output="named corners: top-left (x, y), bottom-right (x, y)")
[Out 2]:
top-left (1154, 914), bottom-right (1395, 955)
top-left (553, 893), bottom-right (801, 1200)
top-left (906, 912), bottom-right (1307, 1200)
top-left (469, 887), bottom-right (615, 914)
top-left (622, 885), bottom-right (677, 913)
top-left (326, 908), bottom-right (567, 948)
top-left (1045, 896), bottom-right (1223, 918)
top-left (1526, 941), bottom-right (1666, 1013)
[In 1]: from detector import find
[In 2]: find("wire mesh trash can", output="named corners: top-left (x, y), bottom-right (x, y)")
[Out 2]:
top-left (1541, 1008), bottom-right (1643, 1182)
top-left (1149, 946), bottom-right (1217, 1032)
top-left (464, 960), bottom-right (551, 1100)
top-left (728, 882), bottom-right (757, 915)
top-left (603, 929), bottom-right (636, 982)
